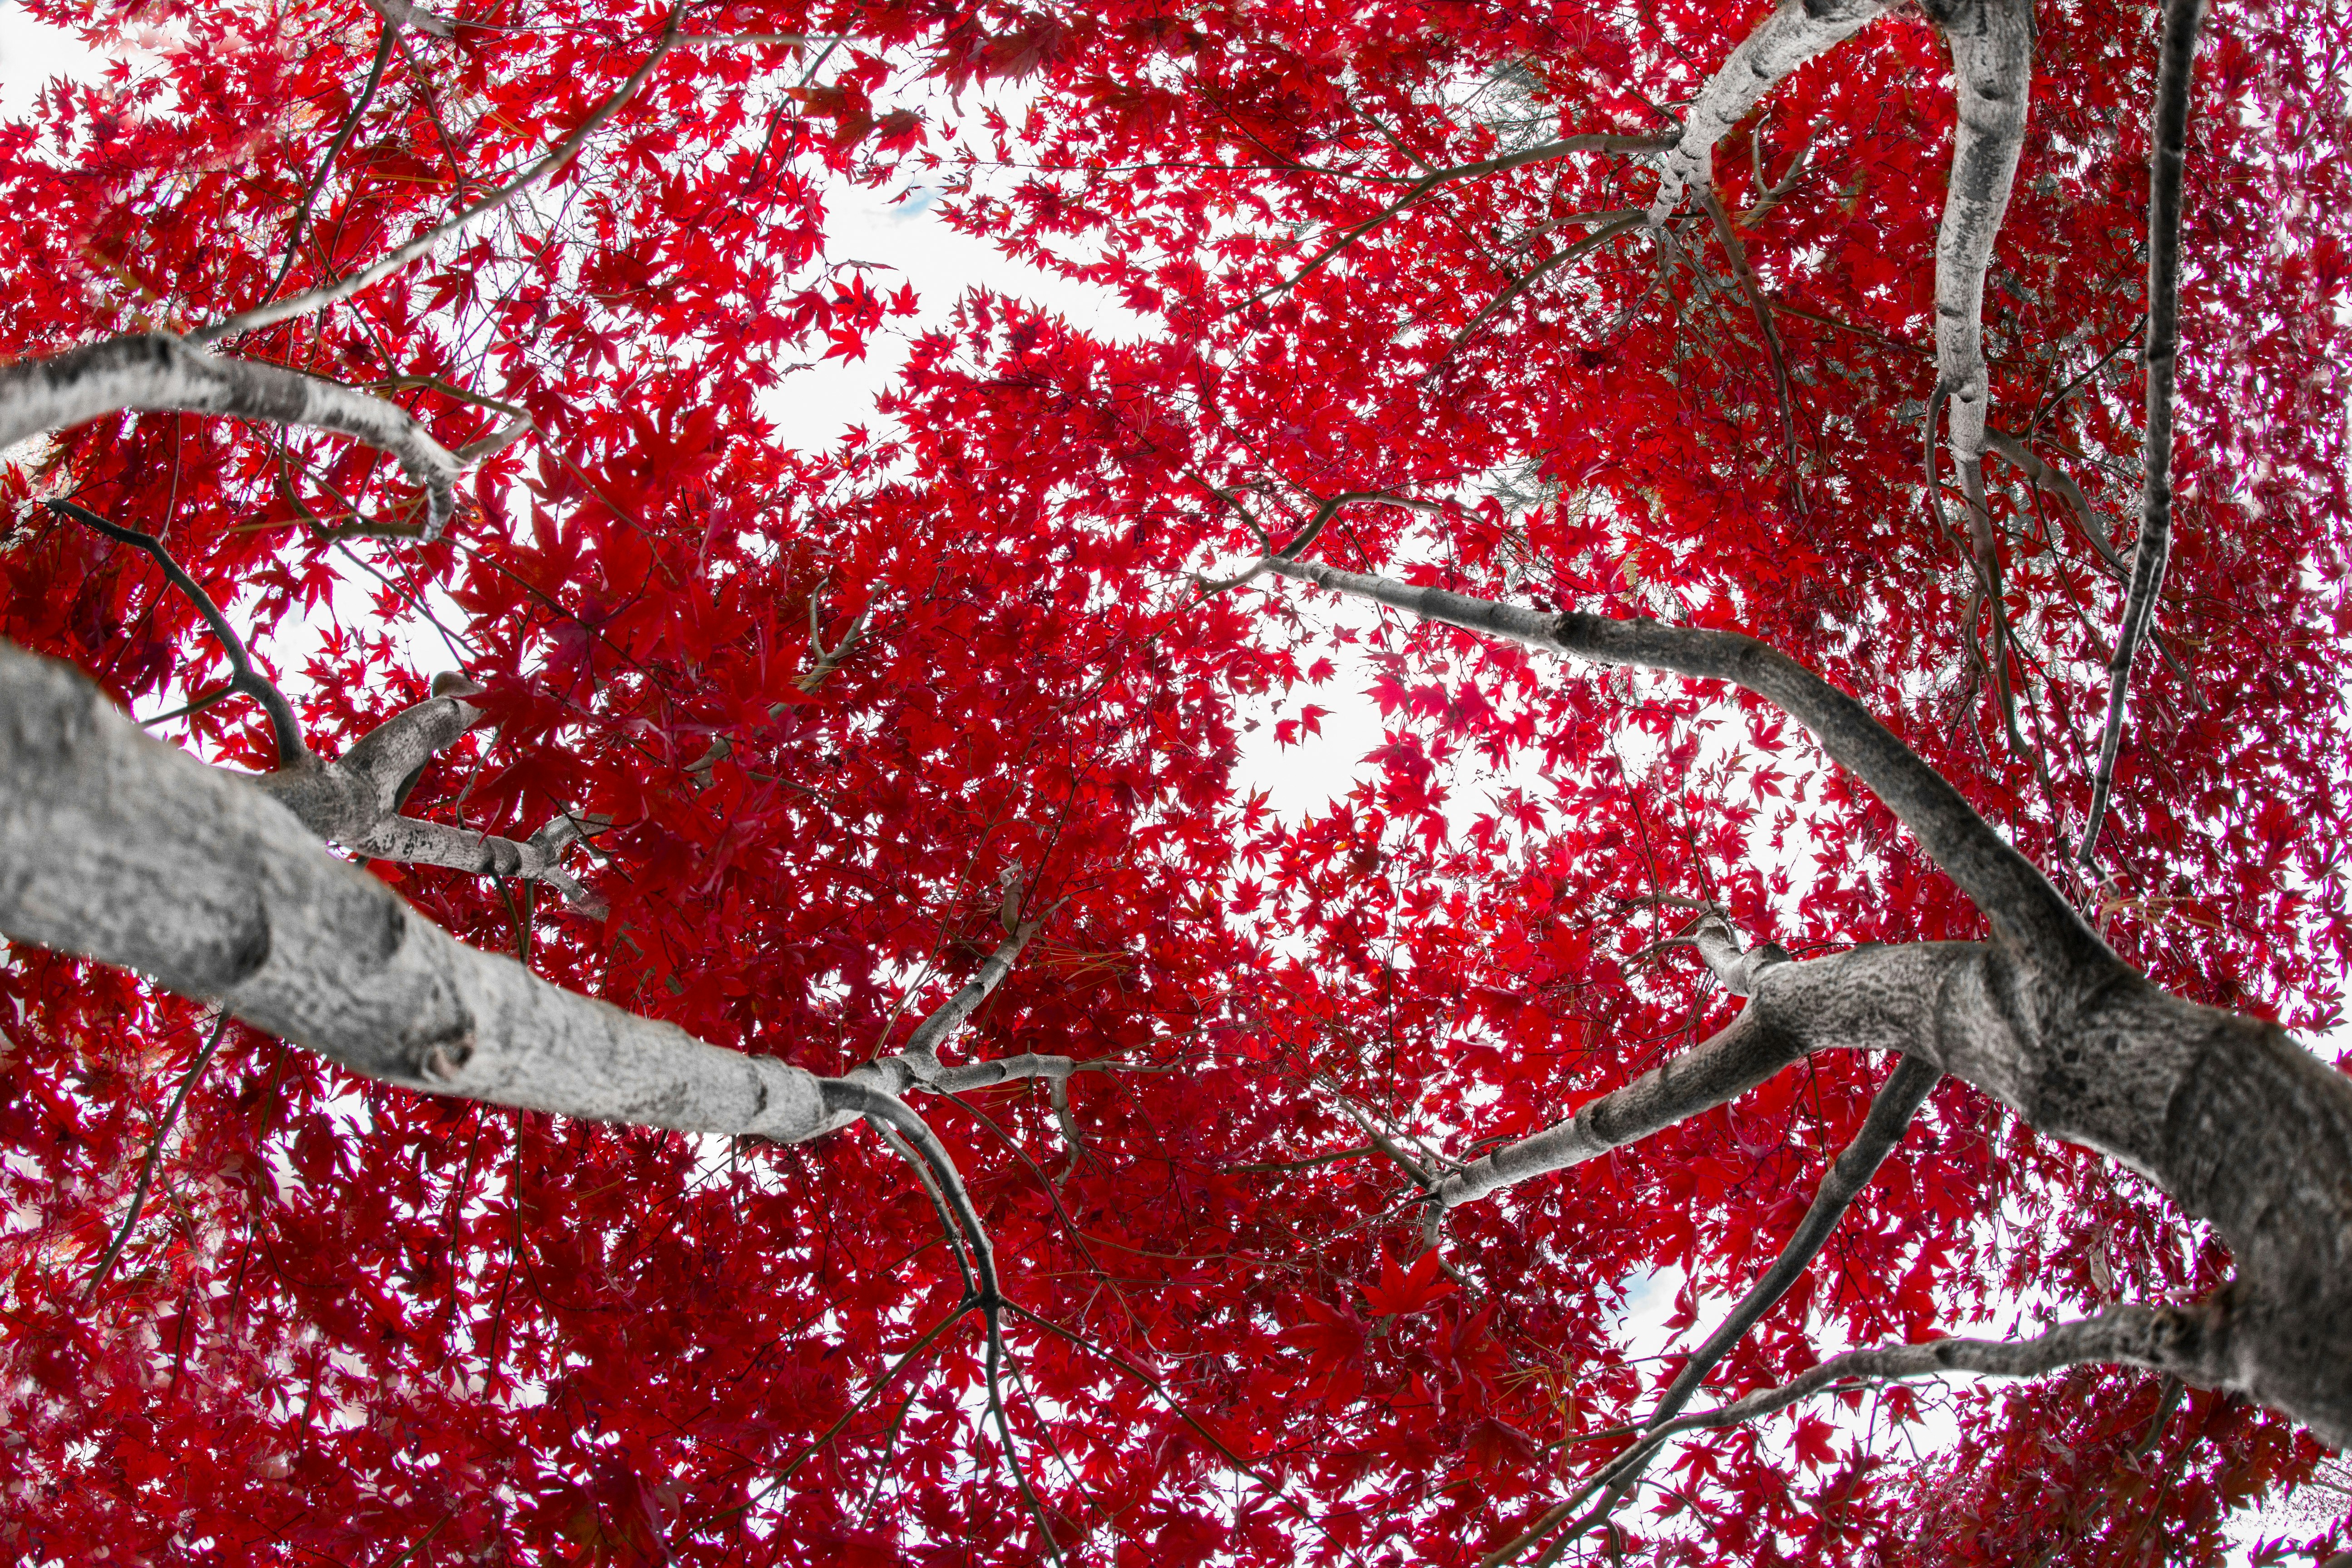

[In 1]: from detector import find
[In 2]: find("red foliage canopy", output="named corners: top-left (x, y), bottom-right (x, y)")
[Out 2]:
top-left (2, 0), bottom-right (2349, 1561)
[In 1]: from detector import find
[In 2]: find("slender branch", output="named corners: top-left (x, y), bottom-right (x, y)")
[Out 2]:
top-left (191, 7), bottom-right (687, 345)
top-left (1589, 1055), bottom-right (1942, 1508)
top-left (48, 500), bottom-right (308, 767)
top-left (84, 1010), bottom-right (232, 1297)
top-left (2081, 0), bottom-right (2207, 866)
top-left (1984, 428), bottom-right (2127, 574)
top-left (262, 26), bottom-right (398, 305)
top-left (1491, 1298), bottom-right (2233, 1564)
top-left (1443, 213), bottom-right (1646, 356)
top-left (1, 336), bottom-right (463, 536)
top-left (1264, 556), bottom-right (2101, 961)
top-left (1698, 190), bottom-right (1805, 488)
top-left (1255, 135), bottom-right (1664, 303)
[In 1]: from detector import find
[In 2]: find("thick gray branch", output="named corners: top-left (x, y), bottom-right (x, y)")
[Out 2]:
top-left (1927, 0), bottom-right (2035, 486)
top-left (0, 642), bottom-right (824, 1139)
top-left (0, 336), bottom-right (460, 537)
top-left (1263, 562), bottom-right (2352, 1443)
top-left (1647, 0), bottom-right (1894, 222)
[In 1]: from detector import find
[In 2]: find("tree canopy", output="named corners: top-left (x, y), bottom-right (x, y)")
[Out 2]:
top-left (2, 0), bottom-right (2350, 1561)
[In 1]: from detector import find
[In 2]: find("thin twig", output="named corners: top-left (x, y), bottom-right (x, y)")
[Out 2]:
top-left (192, 4), bottom-right (688, 345)
top-left (85, 1012), bottom-right (232, 1297)
top-left (261, 25), bottom-right (398, 305)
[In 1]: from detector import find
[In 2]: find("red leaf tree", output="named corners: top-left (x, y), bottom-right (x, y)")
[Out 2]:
top-left (2, 0), bottom-right (2348, 1562)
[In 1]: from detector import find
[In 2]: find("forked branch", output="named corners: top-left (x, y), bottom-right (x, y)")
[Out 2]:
top-left (1496, 1054), bottom-right (1944, 1556)
top-left (1646, 0), bottom-right (1894, 222)
top-left (48, 500), bottom-right (308, 767)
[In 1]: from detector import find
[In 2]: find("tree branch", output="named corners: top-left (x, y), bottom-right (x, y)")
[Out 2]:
top-left (1646, 0), bottom-right (1894, 222)
top-left (2081, 0), bottom-right (2207, 866)
top-left (1560, 1054), bottom-right (1944, 1523)
top-left (1263, 555), bottom-right (2099, 962)
top-left (0, 336), bottom-right (462, 537)
top-left (83, 1009), bottom-right (232, 1297)
top-left (191, 6), bottom-right (686, 346)
top-left (361, 0), bottom-right (455, 39)
top-left (1490, 1299), bottom-right (2236, 1564)
top-left (1926, 0), bottom-right (2035, 506)
top-left (262, 25), bottom-right (399, 306)
top-left (47, 500), bottom-right (308, 767)
top-left (1256, 135), bottom-right (1664, 303)
top-left (0, 641), bottom-right (827, 1136)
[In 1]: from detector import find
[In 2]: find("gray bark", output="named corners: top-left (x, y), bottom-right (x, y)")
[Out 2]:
top-left (0, 643), bottom-right (826, 1137)
top-left (0, 336), bottom-right (461, 538)
top-left (1266, 556), bottom-right (2352, 1447)
top-left (253, 688), bottom-right (606, 915)
top-left (1926, 0), bottom-right (2036, 491)
top-left (1646, 0), bottom-right (1895, 223)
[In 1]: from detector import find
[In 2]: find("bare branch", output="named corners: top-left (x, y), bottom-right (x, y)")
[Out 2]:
top-left (0, 336), bottom-right (462, 536)
top-left (1490, 1299), bottom-right (2233, 1564)
top-left (243, 686), bottom-right (606, 913)
top-left (191, 7), bottom-right (686, 346)
top-left (2082, 0), bottom-right (2208, 866)
top-left (1647, 0), bottom-right (1893, 222)
top-left (1258, 135), bottom-right (1664, 303)
top-left (48, 500), bottom-right (308, 767)
top-left (1698, 190), bottom-right (1805, 489)
top-left (1985, 427), bottom-right (2126, 574)
top-left (1580, 1055), bottom-right (1943, 1513)
top-left (1444, 213), bottom-right (1646, 356)
top-left (1264, 556), bottom-right (2099, 962)
top-left (1926, 0), bottom-right (2035, 500)
top-left (263, 27), bottom-right (398, 305)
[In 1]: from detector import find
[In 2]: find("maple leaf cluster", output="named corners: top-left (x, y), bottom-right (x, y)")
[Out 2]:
top-left (2, 0), bottom-right (2350, 1562)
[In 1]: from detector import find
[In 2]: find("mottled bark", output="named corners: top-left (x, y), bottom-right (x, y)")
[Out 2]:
top-left (0, 643), bottom-right (824, 1137)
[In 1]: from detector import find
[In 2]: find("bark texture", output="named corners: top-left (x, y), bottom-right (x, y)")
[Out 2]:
top-left (0, 643), bottom-right (823, 1140)
top-left (1267, 558), bottom-right (2352, 1447)
top-left (0, 336), bottom-right (460, 535)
